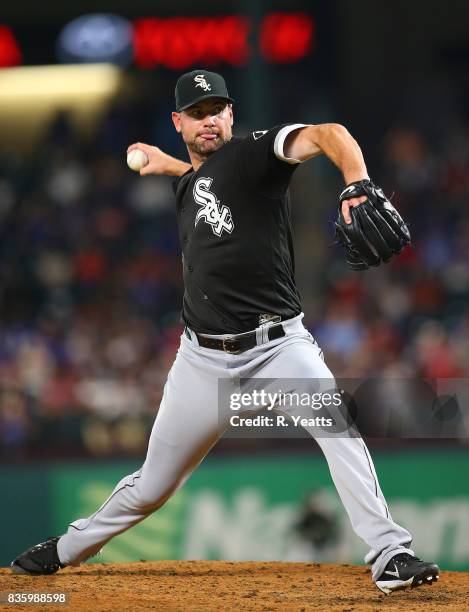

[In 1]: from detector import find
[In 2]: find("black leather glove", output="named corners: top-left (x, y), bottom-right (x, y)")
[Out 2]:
top-left (334, 179), bottom-right (411, 270)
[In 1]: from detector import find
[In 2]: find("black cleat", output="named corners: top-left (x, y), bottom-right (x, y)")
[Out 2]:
top-left (11, 537), bottom-right (66, 575)
top-left (376, 553), bottom-right (439, 594)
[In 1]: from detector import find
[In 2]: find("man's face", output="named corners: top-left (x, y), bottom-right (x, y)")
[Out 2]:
top-left (172, 98), bottom-right (233, 159)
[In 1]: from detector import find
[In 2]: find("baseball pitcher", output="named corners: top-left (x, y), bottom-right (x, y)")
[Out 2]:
top-left (11, 70), bottom-right (439, 594)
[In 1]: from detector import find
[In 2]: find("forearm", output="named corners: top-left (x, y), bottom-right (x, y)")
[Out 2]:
top-left (309, 123), bottom-right (368, 184)
top-left (128, 142), bottom-right (192, 177)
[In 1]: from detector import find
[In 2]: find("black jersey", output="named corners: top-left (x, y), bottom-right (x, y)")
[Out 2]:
top-left (173, 124), bottom-right (305, 334)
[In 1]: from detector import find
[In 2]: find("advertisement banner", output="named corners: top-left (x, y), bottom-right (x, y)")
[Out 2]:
top-left (45, 451), bottom-right (469, 571)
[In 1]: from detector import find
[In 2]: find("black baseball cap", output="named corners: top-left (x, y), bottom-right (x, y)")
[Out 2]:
top-left (175, 69), bottom-right (234, 112)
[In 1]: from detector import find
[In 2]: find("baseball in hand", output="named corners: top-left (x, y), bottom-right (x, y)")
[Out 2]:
top-left (127, 149), bottom-right (149, 172)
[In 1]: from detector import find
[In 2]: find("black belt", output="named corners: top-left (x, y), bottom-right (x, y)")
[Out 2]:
top-left (185, 324), bottom-right (286, 354)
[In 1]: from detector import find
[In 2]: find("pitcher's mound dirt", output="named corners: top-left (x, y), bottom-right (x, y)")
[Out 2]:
top-left (1, 561), bottom-right (466, 611)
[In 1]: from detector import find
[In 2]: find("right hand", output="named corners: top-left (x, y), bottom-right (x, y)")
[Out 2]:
top-left (126, 142), bottom-right (169, 176)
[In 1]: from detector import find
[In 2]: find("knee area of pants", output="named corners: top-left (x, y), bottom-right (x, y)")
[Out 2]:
top-left (136, 490), bottom-right (174, 512)
top-left (132, 479), bottom-right (178, 510)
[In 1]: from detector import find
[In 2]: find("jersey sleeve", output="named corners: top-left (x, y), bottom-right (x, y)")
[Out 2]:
top-left (236, 124), bottom-right (310, 198)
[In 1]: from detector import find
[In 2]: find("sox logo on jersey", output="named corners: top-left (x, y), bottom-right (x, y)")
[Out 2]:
top-left (193, 177), bottom-right (234, 237)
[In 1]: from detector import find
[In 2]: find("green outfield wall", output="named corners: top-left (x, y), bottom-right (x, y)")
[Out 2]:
top-left (2, 450), bottom-right (469, 571)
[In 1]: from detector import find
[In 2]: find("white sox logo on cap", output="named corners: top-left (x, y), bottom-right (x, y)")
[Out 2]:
top-left (193, 177), bottom-right (234, 237)
top-left (194, 74), bottom-right (211, 92)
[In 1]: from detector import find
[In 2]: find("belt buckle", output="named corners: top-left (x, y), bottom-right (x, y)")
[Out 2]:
top-left (222, 338), bottom-right (240, 354)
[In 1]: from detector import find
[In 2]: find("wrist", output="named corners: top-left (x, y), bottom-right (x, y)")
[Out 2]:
top-left (343, 171), bottom-right (369, 185)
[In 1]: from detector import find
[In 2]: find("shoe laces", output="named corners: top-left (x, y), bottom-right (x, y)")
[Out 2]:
top-left (393, 553), bottom-right (422, 567)
top-left (32, 538), bottom-right (57, 554)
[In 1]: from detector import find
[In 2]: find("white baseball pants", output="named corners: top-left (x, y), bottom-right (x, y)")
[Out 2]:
top-left (57, 313), bottom-right (413, 581)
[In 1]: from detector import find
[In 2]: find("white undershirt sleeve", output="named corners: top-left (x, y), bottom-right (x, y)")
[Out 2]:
top-left (273, 123), bottom-right (311, 164)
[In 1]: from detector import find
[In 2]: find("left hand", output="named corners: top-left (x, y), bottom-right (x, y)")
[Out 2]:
top-left (334, 178), bottom-right (411, 271)
top-left (341, 196), bottom-right (367, 224)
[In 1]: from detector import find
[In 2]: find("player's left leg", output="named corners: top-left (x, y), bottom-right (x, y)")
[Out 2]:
top-left (245, 326), bottom-right (439, 593)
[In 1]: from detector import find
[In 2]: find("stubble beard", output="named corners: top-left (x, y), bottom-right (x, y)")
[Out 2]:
top-left (187, 133), bottom-right (229, 160)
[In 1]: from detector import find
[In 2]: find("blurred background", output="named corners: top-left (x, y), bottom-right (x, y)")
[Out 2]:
top-left (1, 0), bottom-right (469, 570)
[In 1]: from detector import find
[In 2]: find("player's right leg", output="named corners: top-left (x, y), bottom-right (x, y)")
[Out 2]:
top-left (11, 332), bottom-right (229, 574)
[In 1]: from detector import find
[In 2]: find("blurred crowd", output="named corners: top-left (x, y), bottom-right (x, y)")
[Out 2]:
top-left (1, 107), bottom-right (469, 458)
top-left (314, 122), bottom-right (469, 380)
